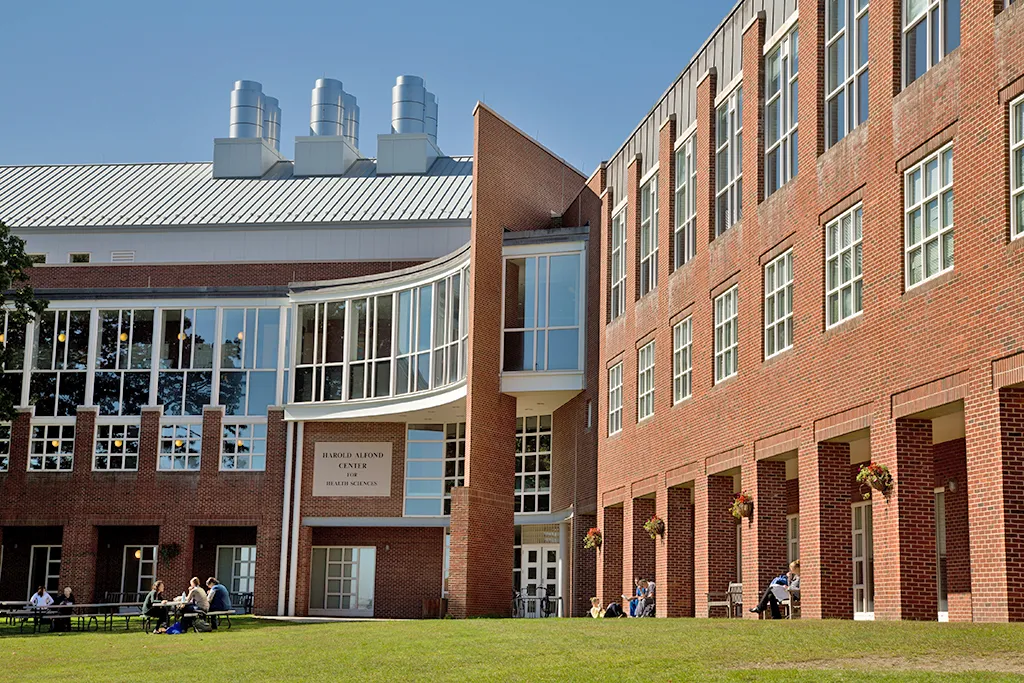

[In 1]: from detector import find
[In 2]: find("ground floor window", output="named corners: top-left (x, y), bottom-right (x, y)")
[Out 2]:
top-left (309, 546), bottom-right (376, 617)
top-left (217, 545), bottom-right (257, 594)
top-left (122, 545), bottom-right (157, 594)
top-left (28, 545), bottom-right (61, 598)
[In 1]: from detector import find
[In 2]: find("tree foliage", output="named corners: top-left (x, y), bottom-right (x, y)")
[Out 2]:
top-left (1, 220), bottom-right (47, 421)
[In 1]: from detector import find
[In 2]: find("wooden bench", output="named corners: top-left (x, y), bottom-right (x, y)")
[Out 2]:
top-left (706, 582), bottom-right (743, 618)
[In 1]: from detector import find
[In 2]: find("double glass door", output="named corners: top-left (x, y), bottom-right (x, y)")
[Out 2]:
top-left (310, 546), bottom-right (376, 617)
top-left (520, 544), bottom-right (558, 617)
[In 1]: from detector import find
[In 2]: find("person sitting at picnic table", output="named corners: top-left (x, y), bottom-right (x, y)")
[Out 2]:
top-left (143, 580), bottom-right (171, 633)
top-left (206, 577), bottom-right (232, 628)
top-left (589, 597), bottom-right (604, 618)
top-left (749, 560), bottom-right (800, 619)
top-left (176, 577), bottom-right (210, 630)
top-left (29, 586), bottom-right (54, 609)
top-left (54, 587), bottom-right (75, 632)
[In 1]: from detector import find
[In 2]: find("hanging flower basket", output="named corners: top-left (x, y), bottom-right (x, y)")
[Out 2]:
top-left (159, 542), bottom-right (181, 567)
top-left (583, 527), bottom-right (603, 550)
top-left (643, 515), bottom-right (665, 540)
top-left (730, 492), bottom-right (753, 520)
top-left (857, 462), bottom-right (893, 495)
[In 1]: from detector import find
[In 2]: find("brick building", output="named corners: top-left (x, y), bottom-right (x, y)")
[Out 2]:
top-left (0, 76), bottom-right (601, 618)
top-left (592, 0), bottom-right (1024, 622)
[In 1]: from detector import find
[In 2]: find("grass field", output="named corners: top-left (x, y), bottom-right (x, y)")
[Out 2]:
top-left (2, 617), bottom-right (1023, 681)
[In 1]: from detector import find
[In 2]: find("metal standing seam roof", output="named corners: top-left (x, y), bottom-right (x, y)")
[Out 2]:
top-left (0, 156), bottom-right (473, 229)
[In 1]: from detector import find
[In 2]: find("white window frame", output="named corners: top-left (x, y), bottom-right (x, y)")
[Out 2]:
top-left (765, 27), bottom-right (799, 196)
top-left (403, 423), bottom-right (465, 517)
top-left (220, 422), bottom-right (267, 471)
top-left (610, 208), bottom-right (627, 319)
top-left (608, 362), bottom-right (623, 435)
top-left (639, 174), bottom-right (659, 296)
top-left (95, 308), bottom-right (154, 417)
top-left (674, 134), bottom-right (698, 268)
top-left (903, 0), bottom-right (959, 88)
top-left (28, 420), bottom-right (75, 471)
top-left (93, 420), bottom-right (141, 471)
top-left (0, 422), bottom-right (10, 472)
top-left (28, 545), bottom-right (62, 597)
top-left (904, 144), bottom-right (954, 289)
top-left (715, 87), bottom-right (743, 236)
top-left (826, 205), bottom-right (864, 327)
top-left (68, 252), bottom-right (91, 264)
top-left (787, 513), bottom-right (800, 564)
top-left (515, 415), bottom-right (552, 514)
top-left (637, 341), bottom-right (655, 421)
top-left (218, 545), bottom-right (257, 594)
top-left (1012, 94), bottom-right (1024, 240)
top-left (826, 0), bottom-right (870, 148)
top-left (764, 250), bottom-right (794, 359)
top-left (714, 286), bottom-right (739, 383)
top-left (121, 545), bottom-right (158, 594)
top-left (158, 421), bottom-right (202, 471)
top-left (672, 318), bottom-right (692, 404)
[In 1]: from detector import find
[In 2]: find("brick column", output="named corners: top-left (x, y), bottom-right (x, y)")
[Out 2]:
top-left (696, 68), bottom-right (718, 244)
top-left (872, 418), bottom-right (936, 621)
top-left (596, 505), bottom-right (623, 607)
top-left (140, 406), bottom-right (162, 472)
top-left (624, 497), bottom-right (656, 598)
top-left (158, 523), bottom-right (194, 597)
top-left (996, 388), bottom-right (1024, 621)
top-left (656, 485), bottom-right (694, 617)
top-left (73, 407), bottom-right (97, 482)
top-left (694, 474), bottom-right (736, 617)
top-left (60, 522), bottom-right (98, 602)
top-left (9, 408), bottom-right (32, 473)
top-left (292, 525), bottom-right (314, 616)
top-left (571, 513), bottom-right (597, 617)
top-left (201, 406), bottom-right (224, 475)
top-left (934, 437), bottom-right (972, 622)
top-left (252, 408), bottom-right (286, 616)
top-left (799, 440), bottom-right (852, 619)
top-left (741, 459), bottom-right (787, 619)
top-left (742, 11), bottom-right (766, 207)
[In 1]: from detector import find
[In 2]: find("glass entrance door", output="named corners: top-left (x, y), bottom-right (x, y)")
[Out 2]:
top-left (310, 546), bottom-right (376, 617)
top-left (935, 489), bottom-right (948, 619)
top-left (852, 501), bottom-right (874, 620)
top-left (122, 546), bottom-right (157, 596)
top-left (28, 545), bottom-right (61, 599)
top-left (520, 544), bottom-right (558, 618)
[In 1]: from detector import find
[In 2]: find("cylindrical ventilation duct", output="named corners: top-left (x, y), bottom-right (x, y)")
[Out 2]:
top-left (391, 75), bottom-right (426, 134)
top-left (342, 92), bottom-right (360, 149)
top-left (262, 96), bottom-right (281, 151)
top-left (310, 78), bottom-right (345, 136)
top-left (229, 80), bottom-right (265, 139)
top-left (424, 91), bottom-right (438, 145)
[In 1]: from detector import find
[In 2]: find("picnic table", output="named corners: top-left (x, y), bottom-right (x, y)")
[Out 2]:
top-left (1, 602), bottom-right (145, 633)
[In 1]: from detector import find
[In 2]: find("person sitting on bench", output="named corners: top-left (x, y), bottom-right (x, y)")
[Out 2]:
top-left (177, 577), bottom-right (209, 630)
top-left (143, 581), bottom-right (170, 633)
top-left (29, 586), bottom-right (54, 609)
top-left (54, 587), bottom-right (76, 632)
top-left (205, 577), bottom-right (232, 628)
top-left (749, 560), bottom-right (800, 619)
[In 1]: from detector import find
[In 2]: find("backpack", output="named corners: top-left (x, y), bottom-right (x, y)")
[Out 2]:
top-left (194, 618), bottom-right (213, 633)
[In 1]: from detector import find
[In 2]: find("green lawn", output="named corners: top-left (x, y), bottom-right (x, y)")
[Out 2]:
top-left (2, 617), bottom-right (1023, 682)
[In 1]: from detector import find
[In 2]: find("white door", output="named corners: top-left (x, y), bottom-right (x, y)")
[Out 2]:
top-left (852, 501), bottom-right (874, 620)
top-left (935, 489), bottom-right (948, 619)
top-left (521, 544), bottom-right (558, 617)
top-left (122, 545), bottom-right (157, 595)
top-left (310, 546), bottom-right (376, 617)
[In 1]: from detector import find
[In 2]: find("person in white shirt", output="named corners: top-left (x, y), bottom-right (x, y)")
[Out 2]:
top-left (29, 586), bottom-right (54, 608)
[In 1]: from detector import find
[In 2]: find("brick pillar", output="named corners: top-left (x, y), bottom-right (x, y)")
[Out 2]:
top-left (292, 525), bottom-right (313, 617)
top-left (571, 513), bottom-right (597, 618)
top-left (624, 497), bottom-right (656, 598)
top-left (934, 438), bottom-right (972, 622)
top-left (73, 407), bottom-right (97, 483)
top-left (253, 408), bottom-right (286, 616)
top-left (60, 522), bottom-right (98, 602)
top-left (997, 388), bottom-right (1024, 621)
top-left (201, 406), bottom-right (223, 475)
top-left (696, 68), bottom-right (718, 244)
top-left (742, 459), bottom-right (787, 619)
top-left (10, 408), bottom-right (32, 473)
top-left (872, 418), bottom-right (936, 621)
top-left (140, 406), bottom-right (162, 472)
top-left (158, 523), bottom-right (194, 597)
top-left (656, 485), bottom-right (694, 617)
top-left (694, 474), bottom-right (736, 617)
top-left (799, 440), bottom-right (852, 619)
top-left (596, 505), bottom-right (623, 607)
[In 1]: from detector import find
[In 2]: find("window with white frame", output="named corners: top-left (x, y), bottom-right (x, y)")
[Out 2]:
top-left (29, 423), bottom-right (75, 471)
top-left (787, 513), bottom-right (800, 564)
top-left (217, 545), bottom-right (257, 594)
top-left (637, 341), bottom-right (655, 421)
top-left (826, 205), bottom-right (864, 326)
top-left (714, 286), bottom-right (739, 383)
top-left (905, 144), bottom-right (954, 288)
top-left (904, 0), bottom-right (960, 87)
top-left (608, 363), bottom-right (623, 435)
top-left (1, 310), bottom-right (27, 407)
top-left (515, 415), bottom-right (552, 514)
top-left (639, 175), bottom-right (659, 296)
top-left (0, 423), bottom-right (10, 472)
top-left (827, 0), bottom-right (870, 148)
top-left (1012, 95), bottom-right (1024, 240)
top-left (158, 423), bottom-right (202, 471)
top-left (610, 209), bottom-right (627, 319)
top-left (158, 308), bottom-right (215, 416)
top-left (764, 250), bottom-right (794, 358)
top-left (95, 309), bottom-right (154, 416)
top-left (94, 423), bottom-right (140, 471)
top-left (673, 318), bottom-right (692, 404)
top-left (219, 308), bottom-right (280, 417)
top-left (504, 253), bottom-right (582, 372)
top-left (30, 310), bottom-right (90, 417)
top-left (674, 135), bottom-right (698, 268)
top-left (715, 87), bottom-right (743, 235)
top-left (765, 28), bottom-right (799, 196)
top-left (403, 423), bottom-right (465, 516)
top-left (221, 423), bottom-right (267, 471)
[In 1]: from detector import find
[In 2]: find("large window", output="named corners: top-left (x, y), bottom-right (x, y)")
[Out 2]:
top-left (716, 87), bottom-right (743, 235)
top-left (765, 28), bottom-right (799, 196)
top-left (158, 308), bottom-right (215, 416)
top-left (296, 267), bottom-right (468, 403)
top-left (1012, 95), bottom-right (1024, 240)
top-left (29, 423), bottom-right (75, 471)
top-left (30, 310), bottom-right (90, 417)
top-left (94, 423), bottom-right (140, 471)
top-left (217, 546), bottom-right (257, 594)
top-left (905, 145), bottom-right (954, 288)
top-left (673, 318), bottom-right (692, 404)
top-left (404, 423), bottom-right (465, 516)
top-left (1, 310), bottom-right (27, 405)
top-left (504, 254), bottom-right (581, 372)
top-left (787, 514), bottom-right (800, 564)
top-left (221, 423), bottom-right (267, 471)
top-left (674, 135), bottom-right (698, 268)
top-left (827, 0), bottom-right (869, 148)
top-left (515, 416), bottom-right (552, 514)
top-left (95, 309), bottom-right (154, 416)
top-left (637, 341), bottom-right (655, 421)
top-left (220, 308), bottom-right (280, 416)
top-left (608, 363), bottom-right (623, 435)
top-left (764, 250), bottom-right (794, 358)
top-left (714, 286), bottom-right (738, 383)
top-left (639, 175), bottom-right (659, 296)
top-left (610, 209), bottom-right (627, 319)
top-left (826, 205), bottom-right (864, 326)
top-left (904, 0), bottom-right (960, 87)
top-left (158, 423), bottom-right (202, 471)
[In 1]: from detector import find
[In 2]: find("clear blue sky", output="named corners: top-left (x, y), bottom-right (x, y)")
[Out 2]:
top-left (0, 0), bottom-right (725, 175)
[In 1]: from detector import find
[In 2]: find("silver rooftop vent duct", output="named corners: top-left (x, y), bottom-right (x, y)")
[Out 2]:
top-left (310, 78), bottom-right (345, 136)
top-left (229, 80), bottom-right (265, 139)
top-left (424, 91), bottom-right (438, 145)
top-left (262, 96), bottom-right (281, 151)
top-left (391, 75), bottom-right (426, 134)
top-left (342, 92), bottom-right (360, 149)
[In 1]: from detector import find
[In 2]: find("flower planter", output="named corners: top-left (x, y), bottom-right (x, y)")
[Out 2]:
top-left (735, 501), bottom-right (753, 518)
top-left (583, 528), bottom-right (603, 550)
top-left (868, 478), bottom-right (888, 492)
top-left (643, 517), bottom-right (665, 540)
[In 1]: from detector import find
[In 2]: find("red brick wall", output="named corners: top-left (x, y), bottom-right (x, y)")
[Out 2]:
top-left (741, 458), bottom-right (787, 618)
top-left (571, 513), bottom-right (597, 616)
top-left (624, 497), bottom-right (656, 598)
top-left (656, 485), bottom-right (694, 617)
top-left (934, 438), bottom-right (971, 621)
top-left (694, 474), bottom-right (736, 616)
top-left (596, 505), bottom-right (623, 606)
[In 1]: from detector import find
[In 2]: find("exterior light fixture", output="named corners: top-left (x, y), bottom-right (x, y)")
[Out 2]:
top-left (120, 332), bottom-right (129, 342)
top-left (948, 479), bottom-right (958, 492)
top-left (134, 549), bottom-right (142, 559)
top-left (58, 333), bottom-right (67, 343)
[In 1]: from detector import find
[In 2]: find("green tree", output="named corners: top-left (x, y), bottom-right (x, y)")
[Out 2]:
top-left (1, 220), bottom-right (47, 421)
